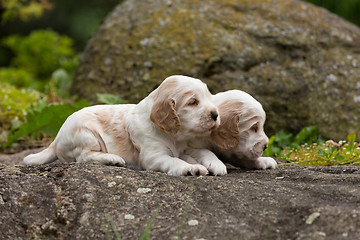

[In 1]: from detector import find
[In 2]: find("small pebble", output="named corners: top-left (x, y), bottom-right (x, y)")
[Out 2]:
top-left (108, 182), bottom-right (116, 187)
top-left (188, 220), bottom-right (199, 226)
top-left (305, 212), bottom-right (320, 224)
top-left (124, 214), bottom-right (135, 220)
top-left (137, 188), bottom-right (151, 194)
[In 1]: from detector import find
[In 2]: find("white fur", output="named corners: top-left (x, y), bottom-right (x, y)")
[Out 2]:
top-left (189, 90), bottom-right (277, 171)
top-left (24, 75), bottom-right (220, 176)
top-left (183, 147), bottom-right (228, 176)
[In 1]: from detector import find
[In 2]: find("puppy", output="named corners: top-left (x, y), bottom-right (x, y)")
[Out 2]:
top-left (23, 75), bottom-right (220, 176)
top-left (188, 90), bottom-right (277, 171)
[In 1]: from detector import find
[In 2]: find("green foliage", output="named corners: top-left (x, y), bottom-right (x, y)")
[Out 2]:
top-left (0, 30), bottom-right (78, 99)
top-left (0, 67), bottom-right (35, 88)
top-left (176, 185), bottom-right (194, 239)
top-left (1, 0), bottom-right (52, 23)
top-left (264, 126), bottom-right (321, 158)
top-left (97, 93), bottom-right (127, 105)
top-left (305, 0), bottom-right (360, 27)
top-left (105, 215), bottom-right (121, 240)
top-left (140, 205), bottom-right (162, 240)
top-left (103, 205), bottom-right (161, 240)
top-left (0, 30), bottom-right (80, 148)
top-left (0, 83), bottom-right (42, 131)
top-left (265, 126), bottom-right (360, 166)
top-left (293, 126), bottom-right (320, 145)
top-left (102, 188), bottom-right (194, 240)
top-left (282, 133), bottom-right (360, 166)
top-left (4, 99), bottom-right (89, 147)
top-left (49, 69), bottom-right (73, 99)
top-left (2, 30), bottom-right (76, 80)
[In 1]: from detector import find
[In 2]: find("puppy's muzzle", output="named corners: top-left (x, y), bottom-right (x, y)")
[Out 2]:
top-left (211, 112), bottom-right (218, 121)
top-left (263, 144), bottom-right (268, 151)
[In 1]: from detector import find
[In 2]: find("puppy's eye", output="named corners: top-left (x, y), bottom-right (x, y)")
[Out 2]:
top-left (251, 125), bottom-right (258, 133)
top-left (188, 99), bottom-right (199, 106)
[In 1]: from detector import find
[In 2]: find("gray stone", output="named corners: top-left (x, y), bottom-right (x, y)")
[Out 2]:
top-left (0, 161), bottom-right (360, 239)
top-left (72, 0), bottom-right (360, 140)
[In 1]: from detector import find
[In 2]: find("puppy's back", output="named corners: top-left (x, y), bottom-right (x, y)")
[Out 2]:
top-left (23, 104), bottom-right (136, 165)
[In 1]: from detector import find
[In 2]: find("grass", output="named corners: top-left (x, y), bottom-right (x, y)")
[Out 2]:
top-left (105, 214), bottom-right (121, 240)
top-left (103, 185), bottom-right (194, 240)
top-left (1, 93), bottom-right (124, 150)
top-left (139, 205), bottom-right (162, 240)
top-left (104, 207), bottom-right (162, 240)
top-left (176, 185), bottom-right (194, 239)
top-left (272, 132), bottom-right (360, 166)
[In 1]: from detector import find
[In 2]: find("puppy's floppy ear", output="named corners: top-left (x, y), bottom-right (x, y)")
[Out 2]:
top-left (150, 98), bottom-right (181, 134)
top-left (210, 100), bottom-right (241, 150)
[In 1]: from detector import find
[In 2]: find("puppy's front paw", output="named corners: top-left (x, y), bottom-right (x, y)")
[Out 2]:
top-left (256, 157), bottom-right (277, 169)
top-left (82, 152), bottom-right (126, 166)
top-left (101, 154), bottom-right (126, 166)
top-left (188, 164), bottom-right (209, 176)
top-left (168, 163), bottom-right (209, 176)
top-left (205, 161), bottom-right (227, 176)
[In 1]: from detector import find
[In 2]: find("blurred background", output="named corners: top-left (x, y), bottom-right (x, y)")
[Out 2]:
top-left (1, 0), bottom-right (360, 67)
top-left (1, 0), bottom-right (360, 162)
top-left (0, 0), bottom-right (122, 66)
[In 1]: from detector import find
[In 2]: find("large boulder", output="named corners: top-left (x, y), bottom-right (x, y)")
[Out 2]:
top-left (1, 162), bottom-right (360, 239)
top-left (73, 0), bottom-right (360, 140)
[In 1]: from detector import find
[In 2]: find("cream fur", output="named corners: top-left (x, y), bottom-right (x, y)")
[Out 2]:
top-left (189, 90), bottom-right (277, 171)
top-left (23, 75), bottom-right (220, 176)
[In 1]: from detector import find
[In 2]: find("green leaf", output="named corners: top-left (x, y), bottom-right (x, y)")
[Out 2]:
top-left (105, 215), bottom-right (121, 240)
top-left (274, 130), bottom-right (293, 148)
top-left (334, 152), bottom-right (345, 161)
top-left (5, 99), bottom-right (88, 147)
top-left (97, 93), bottom-right (127, 105)
top-left (0, 67), bottom-right (34, 88)
top-left (347, 132), bottom-right (356, 146)
top-left (2, 30), bottom-right (76, 82)
top-left (1, 0), bottom-right (48, 23)
top-left (0, 83), bottom-right (42, 131)
top-left (263, 135), bottom-right (276, 157)
top-left (294, 126), bottom-right (318, 145)
top-left (50, 68), bottom-right (72, 99)
top-left (140, 205), bottom-right (162, 240)
top-left (268, 135), bottom-right (275, 146)
top-left (317, 148), bottom-right (326, 158)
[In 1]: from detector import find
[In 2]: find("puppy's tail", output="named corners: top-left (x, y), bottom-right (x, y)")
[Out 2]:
top-left (23, 143), bottom-right (57, 165)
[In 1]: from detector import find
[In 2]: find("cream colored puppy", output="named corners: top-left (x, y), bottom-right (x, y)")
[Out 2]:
top-left (23, 75), bottom-right (220, 176)
top-left (188, 90), bottom-right (277, 171)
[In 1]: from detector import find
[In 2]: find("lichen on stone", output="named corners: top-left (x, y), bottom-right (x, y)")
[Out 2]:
top-left (73, 0), bottom-right (360, 140)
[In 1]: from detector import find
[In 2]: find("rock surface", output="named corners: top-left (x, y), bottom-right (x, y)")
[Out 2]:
top-left (73, 0), bottom-right (360, 140)
top-left (1, 154), bottom-right (360, 239)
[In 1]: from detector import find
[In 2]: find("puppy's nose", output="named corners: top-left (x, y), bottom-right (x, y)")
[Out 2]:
top-left (263, 145), bottom-right (268, 151)
top-left (211, 112), bottom-right (218, 121)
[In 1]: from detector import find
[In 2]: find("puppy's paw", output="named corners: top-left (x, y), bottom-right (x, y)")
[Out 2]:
top-left (188, 164), bottom-right (209, 176)
top-left (255, 157), bottom-right (277, 169)
top-left (101, 154), bottom-right (126, 166)
top-left (205, 161), bottom-right (227, 176)
top-left (168, 163), bottom-right (208, 176)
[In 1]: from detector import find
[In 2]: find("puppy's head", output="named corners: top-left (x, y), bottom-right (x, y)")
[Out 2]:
top-left (210, 90), bottom-right (269, 161)
top-left (150, 75), bottom-right (220, 138)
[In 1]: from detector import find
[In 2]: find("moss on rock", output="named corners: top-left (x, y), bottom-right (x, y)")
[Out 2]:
top-left (0, 83), bottom-right (41, 131)
top-left (73, 0), bottom-right (360, 140)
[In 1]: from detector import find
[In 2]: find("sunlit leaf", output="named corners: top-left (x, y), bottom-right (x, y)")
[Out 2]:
top-left (347, 132), bottom-right (356, 146)
top-left (5, 99), bottom-right (88, 147)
